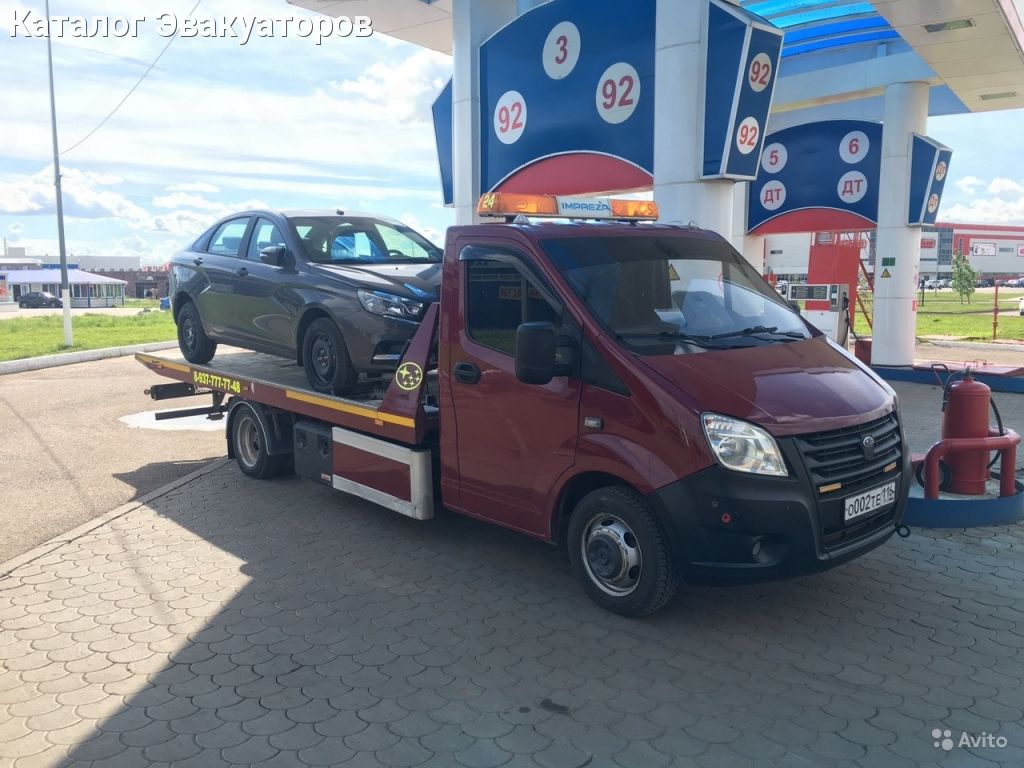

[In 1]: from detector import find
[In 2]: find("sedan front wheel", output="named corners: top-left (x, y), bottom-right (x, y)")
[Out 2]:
top-left (302, 318), bottom-right (357, 396)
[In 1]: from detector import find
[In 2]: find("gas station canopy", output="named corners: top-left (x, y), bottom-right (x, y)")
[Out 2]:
top-left (288, 0), bottom-right (1024, 114)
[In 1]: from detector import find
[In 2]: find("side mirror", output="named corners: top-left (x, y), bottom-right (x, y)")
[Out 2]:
top-left (260, 245), bottom-right (293, 268)
top-left (515, 322), bottom-right (556, 385)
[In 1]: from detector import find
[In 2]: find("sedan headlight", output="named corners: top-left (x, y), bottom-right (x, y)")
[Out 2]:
top-left (357, 290), bottom-right (424, 320)
top-left (701, 413), bottom-right (788, 477)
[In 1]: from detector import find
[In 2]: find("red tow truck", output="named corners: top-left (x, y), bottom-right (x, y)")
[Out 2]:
top-left (139, 194), bottom-right (910, 616)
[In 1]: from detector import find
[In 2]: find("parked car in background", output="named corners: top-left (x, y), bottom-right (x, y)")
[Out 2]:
top-left (976, 278), bottom-right (994, 288)
top-left (18, 291), bottom-right (62, 308)
top-left (170, 210), bottom-right (443, 395)
top-left (924, 279), bottom-right (939, 289)
top-left (1006, 277), bottom-right (1023, 288)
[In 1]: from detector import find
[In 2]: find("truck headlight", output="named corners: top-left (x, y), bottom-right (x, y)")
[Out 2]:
top-left (701, 413), bottom-right (788, 477)
top-left (357, 290), bottom-right (424, 320)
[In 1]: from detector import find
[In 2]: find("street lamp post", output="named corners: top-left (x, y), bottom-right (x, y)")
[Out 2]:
top-left (44, 0), bottom-right (73, 346)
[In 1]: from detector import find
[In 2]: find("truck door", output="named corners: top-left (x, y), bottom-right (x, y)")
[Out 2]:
top-left (448, 245), bottom-right (581, 538)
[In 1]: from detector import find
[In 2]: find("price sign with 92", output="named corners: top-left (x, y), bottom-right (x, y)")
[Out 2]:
top-left (494, 90), bottom-right (527, 144)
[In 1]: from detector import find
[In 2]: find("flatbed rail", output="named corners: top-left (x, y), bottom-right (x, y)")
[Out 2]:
top-left (137, 351), bottom-right (435, 445)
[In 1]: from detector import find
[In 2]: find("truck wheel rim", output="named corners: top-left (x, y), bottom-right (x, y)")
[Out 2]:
top-left (236, 413), bottom-right (262, 468)
top-left (581, 514), bottom-right (642, 597)
top-left (311, 333), bottom-right (336, 382)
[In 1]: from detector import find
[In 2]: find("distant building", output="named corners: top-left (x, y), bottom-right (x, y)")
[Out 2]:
top-left (764, 221), bottom-right (1024, 280)
top-left (0, 256), bottom-right (41, 270)
top-left (74, 255), bottom-right (170, 299)
top-left (1, 268), bottom-right (127, 307)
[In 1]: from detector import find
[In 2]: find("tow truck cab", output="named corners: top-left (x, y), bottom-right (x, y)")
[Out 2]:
top-left (140, 195), bottom-right (910, 616)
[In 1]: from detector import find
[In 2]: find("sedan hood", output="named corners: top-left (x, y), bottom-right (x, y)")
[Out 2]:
top-left (311, 262), bottom-right (442, 300)
top-left (639, 336), bottom-right (895, 436)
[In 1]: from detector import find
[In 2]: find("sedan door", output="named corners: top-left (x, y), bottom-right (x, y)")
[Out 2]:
top-left (228, 217), bottom-right (298, 353)
top-left (193, 217), bottom-right (253, 338)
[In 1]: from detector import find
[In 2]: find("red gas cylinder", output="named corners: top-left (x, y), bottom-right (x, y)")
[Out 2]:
top-left (942, 373), bottom-right (992, 494)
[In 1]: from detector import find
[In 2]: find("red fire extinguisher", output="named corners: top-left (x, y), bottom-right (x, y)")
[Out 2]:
top-left (942, 371), bottom-right (993, 495)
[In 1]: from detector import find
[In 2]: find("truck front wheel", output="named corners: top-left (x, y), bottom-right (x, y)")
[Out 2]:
top-left (567, 487), bottom-right (677, 617)
top-left (230, 402), bottom-right (290, 480)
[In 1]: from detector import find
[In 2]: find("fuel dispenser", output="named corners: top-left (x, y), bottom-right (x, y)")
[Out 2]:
top-left (786, 283), bottom-right (851, 344)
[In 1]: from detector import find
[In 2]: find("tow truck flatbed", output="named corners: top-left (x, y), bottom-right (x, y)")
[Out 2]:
top-left (136, 350), bottom-right (436, 446)
top-left (136, 304), bottom-right (441, 448)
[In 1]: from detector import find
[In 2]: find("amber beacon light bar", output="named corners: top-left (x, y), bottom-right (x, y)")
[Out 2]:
top-left (477, 193), bottom-right (659, 221)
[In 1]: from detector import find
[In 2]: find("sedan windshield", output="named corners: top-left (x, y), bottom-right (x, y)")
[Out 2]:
top-left (288, 216), bottom-right (442, 264)
top-left (542, 235), bottom-right (812, 355)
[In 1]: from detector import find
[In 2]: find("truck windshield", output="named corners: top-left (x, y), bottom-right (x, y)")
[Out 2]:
top-left (542, 235), bottom-right (811, 355)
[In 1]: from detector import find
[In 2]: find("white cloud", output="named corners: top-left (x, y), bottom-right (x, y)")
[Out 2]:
top-left (152, 192), bottom-right (229, 211)
top-left (954, 176), bottom-right (983, 195)
top-left (942, 196), bottom-right (1024, 224)
top-left (398, 213), bottom-right (444, 246)
top-left (166, 182), bottom-right (220, 194)
top-left (0, 167), bottom-right (148, 221)
top-left (331, 48), bottom-right (451, 123)
top-left (987, 177), bottom-right (1024, 197)
top-left (6, 223), bottom-right (23, 241)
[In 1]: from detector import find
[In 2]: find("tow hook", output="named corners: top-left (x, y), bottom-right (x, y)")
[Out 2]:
top-left (895, 524), bottom-right (911, 539)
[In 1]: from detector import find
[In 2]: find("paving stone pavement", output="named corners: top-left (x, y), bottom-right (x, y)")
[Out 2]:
top-left (2, 464), bottom-right (1023, 768)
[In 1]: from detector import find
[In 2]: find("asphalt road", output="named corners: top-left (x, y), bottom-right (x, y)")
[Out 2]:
top-left (0, 354), bottom-right (225, 563)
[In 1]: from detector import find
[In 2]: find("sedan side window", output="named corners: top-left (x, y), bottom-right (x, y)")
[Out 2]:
top-left (247, 219), bottom-right (285, 261)
top-left (207, 218), bottom-right (250, 258)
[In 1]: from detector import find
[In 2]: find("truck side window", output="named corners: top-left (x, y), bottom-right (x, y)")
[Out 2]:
top-left (465, 258), bottom-right (560, 356)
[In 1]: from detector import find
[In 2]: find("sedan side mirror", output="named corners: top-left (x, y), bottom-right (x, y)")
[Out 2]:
top-left (260, 245), bottom-right (293, 268)
top-left (515, 322), bottom-right (557, 386)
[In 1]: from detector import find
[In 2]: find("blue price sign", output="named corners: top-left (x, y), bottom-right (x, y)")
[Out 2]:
top-left (908, 135), bottom-right (953, 226)
top-left (703, 0), bottom-right (783, 180)
top-left (432, 80), bottom-right (454, 206)
top-left (748, 120), bottom-right (884, 233)
top-left (478, 0), bottom-right (655, 195)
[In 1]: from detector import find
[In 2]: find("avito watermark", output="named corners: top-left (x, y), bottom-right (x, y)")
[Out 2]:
top-left (933, 728), bottom-right (1008, 753)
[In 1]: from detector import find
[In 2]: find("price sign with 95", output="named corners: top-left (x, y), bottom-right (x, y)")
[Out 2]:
top-left (193, 370), bottom-right (243, 394)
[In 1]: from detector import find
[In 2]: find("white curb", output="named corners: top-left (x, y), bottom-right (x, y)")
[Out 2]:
top-left (0, 340), bottom-right (179, 375)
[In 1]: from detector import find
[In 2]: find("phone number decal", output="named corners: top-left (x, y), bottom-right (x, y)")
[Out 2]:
top-left (193, 370), bottom-right (243, 394)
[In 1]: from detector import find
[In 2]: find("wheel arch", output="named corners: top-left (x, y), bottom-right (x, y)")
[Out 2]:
top-left (295, 306), bottom-right (333, 366)
top-left (225, 398), bottom-right (295, 460)
top-left (171, 291), bottom-right (193, 323)
top-left (551, 471), bottom-right (643, 548)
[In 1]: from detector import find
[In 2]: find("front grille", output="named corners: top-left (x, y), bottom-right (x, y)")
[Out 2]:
top-left (795, 412), bottom-right (902, 495)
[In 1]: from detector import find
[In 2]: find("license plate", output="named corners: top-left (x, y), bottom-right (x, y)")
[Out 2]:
top-left (844, 479), bottom-right (898, 522)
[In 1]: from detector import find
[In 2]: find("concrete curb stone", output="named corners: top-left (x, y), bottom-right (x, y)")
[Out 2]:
top-left (0, 340), bottom-right (178, 376)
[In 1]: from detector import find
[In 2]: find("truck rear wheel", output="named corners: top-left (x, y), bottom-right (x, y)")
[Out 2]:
top-left (230, 402), bottom-right (290, 479)
top-left (567, 487), bottom-right (677, 617)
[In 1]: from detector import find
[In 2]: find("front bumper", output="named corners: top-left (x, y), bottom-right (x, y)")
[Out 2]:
top-left (646, 436), bottom-right (911, 587)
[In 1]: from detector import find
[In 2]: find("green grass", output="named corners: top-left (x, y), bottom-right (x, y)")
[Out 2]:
top-left (853, 289), bottom-right (1024, 342)
top-left (123, 298), bottom-right (160, 309)
top-left (0, 311), bottom-right (177, 362)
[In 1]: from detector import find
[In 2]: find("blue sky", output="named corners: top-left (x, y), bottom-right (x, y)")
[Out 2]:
top-left (0, 0), bottom-right (453, 264)
top-left (1, 0), bottom-right (1023, 266)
